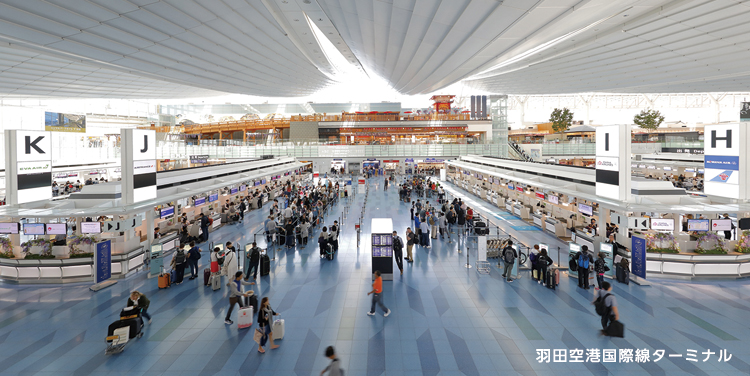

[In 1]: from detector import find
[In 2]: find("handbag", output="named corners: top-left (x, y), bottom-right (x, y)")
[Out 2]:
top-left (606, 320), bottom-right (625, 338)
top-left (253, 327), bottom-right (264, 343)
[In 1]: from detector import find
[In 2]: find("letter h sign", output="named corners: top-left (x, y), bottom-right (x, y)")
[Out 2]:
top-left (711, 130), bottom-right (731, 149)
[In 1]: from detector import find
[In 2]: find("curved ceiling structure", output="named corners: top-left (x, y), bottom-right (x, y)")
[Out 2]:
top-left (0, 0), bottom-right (748, 98)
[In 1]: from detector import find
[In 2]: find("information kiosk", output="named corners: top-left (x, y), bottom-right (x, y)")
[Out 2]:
top-left (371, 218), bottom-right (394, 280)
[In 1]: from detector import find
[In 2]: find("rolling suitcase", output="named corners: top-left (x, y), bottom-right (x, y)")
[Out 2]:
top-left (238, 307), bottom-right (253, 329)
top-left (260, 253), bottom-right (270, 276)
top-left (171, 269), bottom-right (177, 284)
top-left (272, 319), bottom-right (285, 340)
top-left (211, 274), bottom-right (221, 291)
top-left (158, 267), bottom-right (171, 289)
top-left (203, 268), bottom-right (211, 286)
top-left (247, 294), bottom-right (258, 312)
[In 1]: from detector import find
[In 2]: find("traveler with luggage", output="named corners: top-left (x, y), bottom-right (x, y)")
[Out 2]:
top-left (320, 346), bottom-right (343, 376)
top-left (594, 252), bottom-right (610, 290)
top-left (238, 200), bottom-right (246, 223)
top-left (330, 221), bottom-right (339, 253)
top-left (419, 220), bottom-right (430, 249)
top-left (127, 291), bottom-right (152, 324)
top-left (319, 227), bottom-right (330, 259)
top-left (577, 246), bottom-right (594, 289)
top-left (284, 219), bottom-right (295, 249)
top-left (429, 212), bottom-right (438, 239)
top-left (536, 248), bottom-right (553, 285)
top-left (257, 297), bottom-right (280, 353)
top-left (170, 246), bottom-right (187, 285)
top-left (264, 216), bottom-right (276, 243)
top-left (300, 220), bottom-right (310, 247)
top-left (245, 242), bottom-right (261, 280)
top-left (366, 270), bottom-right (391, 317)
top-left (199, 213), bottom-right (210, 243)
top-left (592, 281), bottom-right (622, 337)
top-left (186, 241), bottom-right (201, 280)
top-left (225, 271), bottom-right (255, 325)
top-left (501, 241), bottom-right (517, 282)
top-left (392, 231), bottom-right (404, 275)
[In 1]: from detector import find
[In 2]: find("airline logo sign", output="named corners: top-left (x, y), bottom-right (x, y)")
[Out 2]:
top-left (704, 124), bottom-right (739, 198)
top-left (14, 131), bottom-right (52, 204)
top-left (595, 125), bottom-right (620, 200)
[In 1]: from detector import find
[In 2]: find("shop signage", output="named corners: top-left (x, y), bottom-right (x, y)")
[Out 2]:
top-left (704, 123), bottom-right (740, 198)
top-left (424, 158), bottom-right (444, 163)
top-left (95, 240), bottom-right (112, 283)
top-left (190, 155), bottom-right (209, 163)
top-left (405, 158), bottom-right (414, 163)
top-left (631, 235), bottom-right (647, 279)
top-left (661, 147), bottom-right (704, 154)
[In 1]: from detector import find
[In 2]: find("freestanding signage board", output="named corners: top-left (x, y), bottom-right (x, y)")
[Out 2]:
top-left (631, 235), bottom-right (647, 279)
top-left (371, 218), bottom-right (394, 281)
top-left (121, 129), bottom-right (157, 204)
top-left (4, 130), bottom-right (52, 205)
top-left (90, 239), bottom-right (117, 291)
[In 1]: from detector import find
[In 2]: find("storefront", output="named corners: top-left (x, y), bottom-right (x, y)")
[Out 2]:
top-left (417, 158), bottom-right (446, 170)
top-left (383, 160), bottom-right (399, 171)
top-left (330, 159), bottom-right (346, 173)
top-left (362, 159), bottom-right (380, 169)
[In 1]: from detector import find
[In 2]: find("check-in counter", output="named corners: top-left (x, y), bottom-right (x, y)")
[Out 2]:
top-left (572, 231), bottom-right (595, 251)
top-left (544, 217), bottom-right (570, 238)
top-left (505, 202), bottom-right (513, 212)
top-left (513, 204), bottom-right (530, 219)
top-left (0, 245), bottom-right (145, 284)
top-left (532, 212), bottom-right (544, 227)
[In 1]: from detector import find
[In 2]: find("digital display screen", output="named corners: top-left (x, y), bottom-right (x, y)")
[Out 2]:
top-left (664, 167), bottom-right (672, 171)
top-left (685, 168), bottom-right (695, 172)
top-left (262, 179), bottom-right (266, 184)
top-left (687, 219), bottom-right (709, 231)
top-left (372, 246), bottom-right (393, 257)
top-left (569, 243), bottom-right (581, 253)
top-left (194, 197), bottom-right (206, 206)
top-left (208, 194), bottom-right (219, 202)
top-left (548, 195), bottom-right (559, 205)
top-left (0, 223), bottom-right (19, 234)
top-left (372, 235), bottom-right (380, 245)
top-left (650, 218), bottom-right (674, 231)
top-left (81, 222), bottom-right (101, 234)
top-left (711, 219), bottom-right (732, 231)
top-left (239, 185), bottom-right (246, 192)
top-left (45, 223), bottom-right (67, 235)
top-left (160, 206), bottom-right (175, 219)
top-left (535, 192), bottom-right (545, 200)
top-left (254, 181), bottom-right (261, 186)
top-left (230, 188), bottom-right (238, 195)
top-left (23, 223), bottom-right (45, 235)
top-left (578, 204), bottom-right (593, 216)
top-left (507, 184), bottom-right (514, 190)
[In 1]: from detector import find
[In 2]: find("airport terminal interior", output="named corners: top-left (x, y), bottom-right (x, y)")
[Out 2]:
top-left (1, 1), bottom-right (750, 375)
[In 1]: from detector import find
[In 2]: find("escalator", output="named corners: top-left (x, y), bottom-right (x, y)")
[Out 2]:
top-left (508, 141), bottom-right (533, 162)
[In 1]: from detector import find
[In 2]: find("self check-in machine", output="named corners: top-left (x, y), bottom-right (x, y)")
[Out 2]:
top-left (599, 242), bottom-right (615, 278)
top-left (568, 242), bottom-right (581, 278)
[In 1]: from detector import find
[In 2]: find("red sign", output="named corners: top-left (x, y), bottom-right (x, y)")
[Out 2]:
top-left (313, 173), bottom-right (319, 178)
top-left (516, 186), bottom-right (524, 192)
top-left (535, 192), bottom-right (545, 200)
top-left (358, 178), bottom-right (366, 185)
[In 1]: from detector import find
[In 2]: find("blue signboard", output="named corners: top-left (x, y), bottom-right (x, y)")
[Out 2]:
top-left (704, 155), bottom-right (739, 170)
top-left (208, 193), bottom-right (219, 202)
top-left (95, 240), bottom-right (112, 283)
top-left (405, 158), bottom-right (414, 163)
top-left (230, 188), bottom-right (238, 195)
top-left (631, 235), bottom-right (647, 279)
top-left (194, 197), bottom-right (206, 206)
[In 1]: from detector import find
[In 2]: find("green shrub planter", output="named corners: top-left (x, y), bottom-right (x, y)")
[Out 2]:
top-left (694, 248), bottom-right (728, 255)
top-left (70, 253), bottom-right (94, 258)
top-left (647, 248), bottom-right (679, 254)
top-left (25, 254), bottom-right (56, 260)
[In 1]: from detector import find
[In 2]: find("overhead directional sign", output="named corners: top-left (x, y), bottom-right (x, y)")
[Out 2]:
top-left (102, 218), bottom-right (138, 232)
top-left (628, 217), bottom-right (649, 230)
top-left (610, 213), bottom-right (622, 226)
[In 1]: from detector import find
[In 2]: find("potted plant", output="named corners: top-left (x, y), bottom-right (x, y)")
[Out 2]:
top-left (68, 235), bottom-right (98, 258)
top-left (646, 232), bottom-right (680, 253)
top-left (695, 232), bottom-right (727, 254)
top-left (0, 237), bottom-right (14, 259)
top-left (736, 230), bottom-right (750, 253)
top-left (21, 238), bottom-right (55, 259)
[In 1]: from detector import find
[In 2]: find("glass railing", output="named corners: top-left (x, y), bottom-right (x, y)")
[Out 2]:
top-left (540, 142), bottom-right (596, 156)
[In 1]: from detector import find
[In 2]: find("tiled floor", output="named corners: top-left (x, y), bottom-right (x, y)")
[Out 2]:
top-left (0, 176), bottom-right (749, 376)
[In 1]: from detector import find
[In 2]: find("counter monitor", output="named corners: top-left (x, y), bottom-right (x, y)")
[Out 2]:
top-left (45, 223), bottom-right (66, 235)
top-left (578, 203), bottom-right (593, 217)
top-left (208, 193), bottom-right (219, 203)
top-left (230, 188), bottom-right (238, 195)
top-left (687, 219), bottom-right (710, 232)
top-left (81, 222), bottom-right (101, 234)
top-left (0, 223), bottom-right (19, 234)
top-left (650, 218), bottom-right (674, 231)
top-left (548, 195), bottom-right (559, 205)
top-left (710, 219), bottom-right (732, 231)
top-left (194, 197), bottom-right (206, 207)
top-left (23, 223), bottom-right (45, 235)
top-left (160, 206), bottom-right (175, 219)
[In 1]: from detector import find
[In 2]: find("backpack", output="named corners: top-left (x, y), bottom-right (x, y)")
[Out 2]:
top-left (216, 252), bottom-right (225, 266)
top-left (174, 250), bottom-right (186, 264)
top-left (503, 247), bottom-right (515, 263)
top-left (393, 236), bottom-right (403, 251)
top-left (429, 216), bottom-right (435, 226)
top-left (529, 252), bottom-right (537, 265)
top-left (578, 252), bottom-right (590, 269)
top-left (595, 293), bottom-right (612, 316)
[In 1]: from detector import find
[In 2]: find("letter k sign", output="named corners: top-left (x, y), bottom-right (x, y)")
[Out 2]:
top-left (25, 136), bottom-right (45, 154)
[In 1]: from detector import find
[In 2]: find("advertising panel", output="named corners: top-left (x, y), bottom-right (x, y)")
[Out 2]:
top-left (650, 218), bottom-right (674, 231)
top-left (687, 219), bottom-right (710, 232)
top-left (631, 235), bottom-right (647, 279)
top-left (95, 240), bottom-right (112, 283)
top-left (45, 112), bottom-right (86, 133)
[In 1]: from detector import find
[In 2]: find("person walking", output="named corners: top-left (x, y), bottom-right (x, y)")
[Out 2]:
top-left (592, 281), bottom-right (620, 336)
top-left (238, 199), bottom-right (246, 223)
top-left (245, 242), bottom-right (261, 280)
top-left (127, 291), bottom-right (152, 324)
top-left (405, 227), bottom-right (415, 263)
top-left (438, 212), bottom-right (448, 240)
top-left (320, 346), bottom-right (343, 376)
top-left (330, 221), bottom-right (339, 253)
top-left (186, 241), bottom-right (201, 280)
top-left (170, 245), bottom-right (187, 284)
top-left (501, 241), bottom-right (517, 282)
top-left (367, 270), bottom-right (391, 317)
top-left (392, 231), bottom-right (404, 275)
top-left (537, 248), bottom-right (553, 285)
top-left (594, 252), bottom-right (610, 290)
top-left (225, 271), bottom-right (255, 325)
top-left (577, 245), bottom-right (593, 289)
top-left (257, 297), bottom-right (280, 353)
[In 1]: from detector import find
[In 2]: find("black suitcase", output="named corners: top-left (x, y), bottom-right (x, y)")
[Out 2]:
top-left (546, 269), bottom-right (556, 290)
top-left (474, 221), bottom-right (488, 235)
top-left (278, 232), bottom-right (286, 246)
top-left (247, 294), bottom-right (258, 312)
top-left (260, 254), bottom-right (270, 276)
top-left (203, 268), bottom-right (211, 286)
top-left (616, 264), bottom-right (630, 285)
top-left (325, 244), bottom-right (334, 260)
